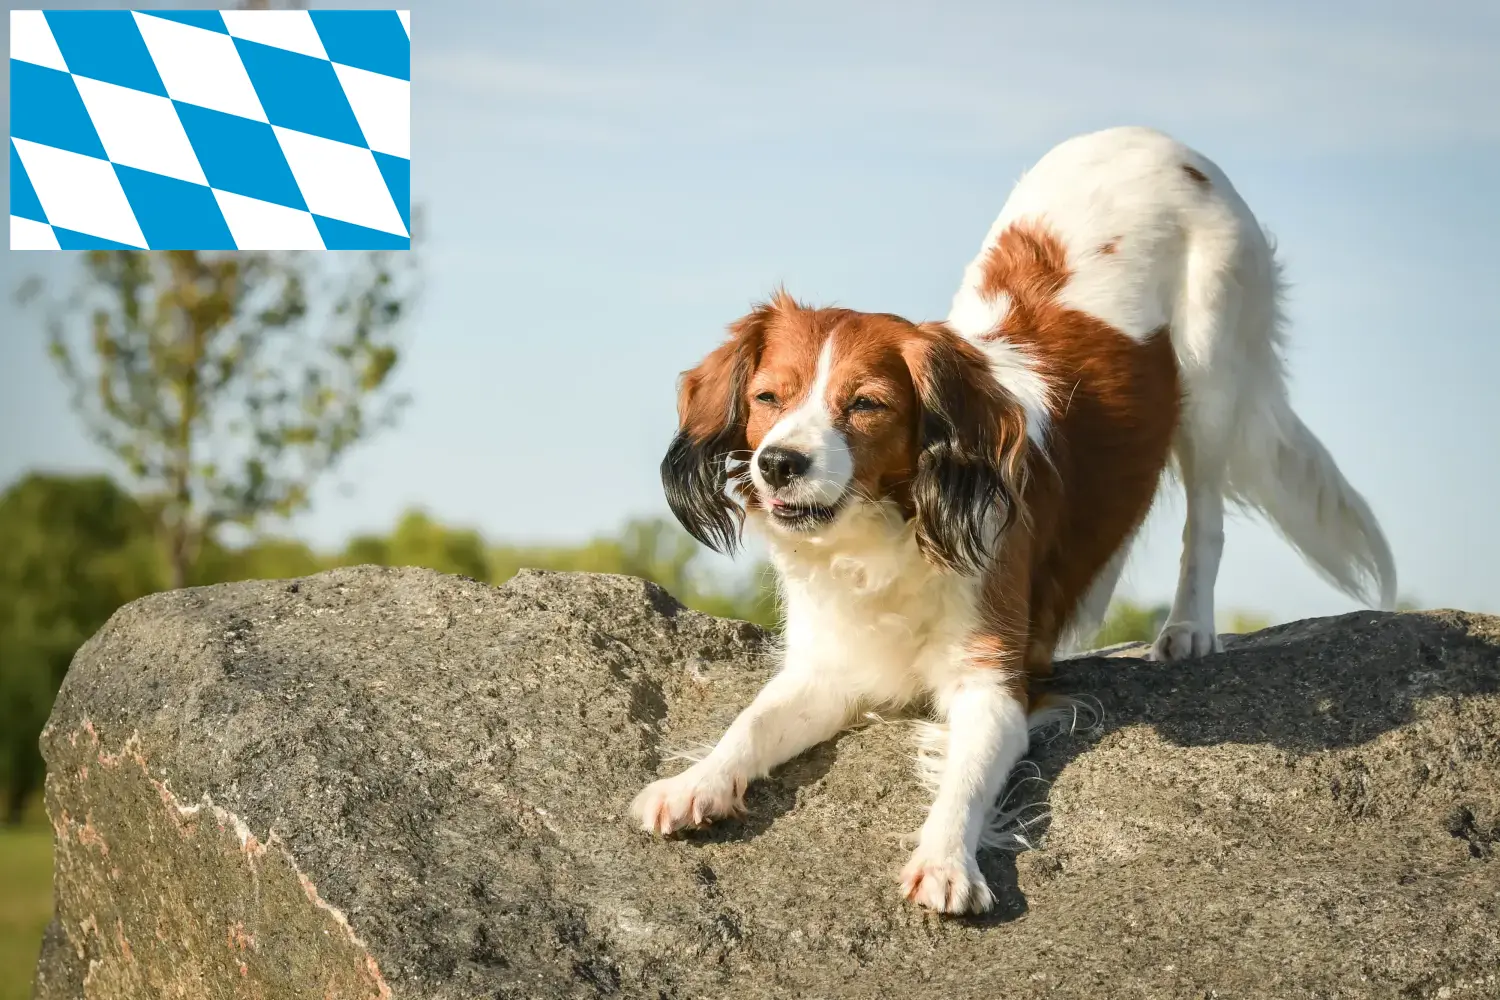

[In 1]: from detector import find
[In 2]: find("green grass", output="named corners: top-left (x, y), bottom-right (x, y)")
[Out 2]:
top-left (0, 803), bottom-right (52, 1000)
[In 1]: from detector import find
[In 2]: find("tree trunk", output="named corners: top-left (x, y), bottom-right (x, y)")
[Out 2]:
top-left (168, 525), bottom-right (188, 591)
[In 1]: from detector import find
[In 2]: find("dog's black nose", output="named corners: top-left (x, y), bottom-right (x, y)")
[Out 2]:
top-left (757, 446), bottom-right (811, 489)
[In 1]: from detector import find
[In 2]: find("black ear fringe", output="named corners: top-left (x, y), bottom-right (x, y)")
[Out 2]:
top-left (912, 418), bottom-right (1012, 575)
top-left (659, 319), bottom-right (759, 557)
top-left (661, 428), bottom-right (746, 556)
top-left (910, 341), bottom-right (1018, 576)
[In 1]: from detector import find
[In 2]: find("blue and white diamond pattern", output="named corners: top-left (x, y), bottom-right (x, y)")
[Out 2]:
top-left (10, 9), bottom-right (410, 250)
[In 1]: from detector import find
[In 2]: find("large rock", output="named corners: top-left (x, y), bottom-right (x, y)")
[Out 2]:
top-left (33, 565), bottom-right (1500, 999)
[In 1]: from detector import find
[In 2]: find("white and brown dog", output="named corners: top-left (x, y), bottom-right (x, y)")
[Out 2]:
top-left (632, 125), bottom-right (1396, 914)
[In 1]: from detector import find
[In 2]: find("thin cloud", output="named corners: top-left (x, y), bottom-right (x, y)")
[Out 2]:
top-left (415, 51), bottom-right (652, 104)
top-left (414, 2), bottom-right (1500, 154)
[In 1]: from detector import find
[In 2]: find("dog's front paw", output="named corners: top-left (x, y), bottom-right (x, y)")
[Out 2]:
top-left (629, 764), bottom-right (746, 837)
top-left (1149, 620), bottom-right (1222, 662)
top-left (900, 843), bottom-right (993, 915)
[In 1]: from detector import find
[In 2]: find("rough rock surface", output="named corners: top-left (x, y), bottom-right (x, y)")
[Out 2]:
top-left (33, 565), bottom-right (1500, 999)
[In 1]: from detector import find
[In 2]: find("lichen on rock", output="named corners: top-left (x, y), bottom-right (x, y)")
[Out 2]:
top-left (39, 724), bottom-right (390, 999)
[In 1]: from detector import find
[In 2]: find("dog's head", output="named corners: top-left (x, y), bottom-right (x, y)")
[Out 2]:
top-left (661, 290), bottom-right (1030, 574)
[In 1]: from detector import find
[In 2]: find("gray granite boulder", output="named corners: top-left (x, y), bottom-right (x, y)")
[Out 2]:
top-left (33, 566), bottom-right (1500, 998)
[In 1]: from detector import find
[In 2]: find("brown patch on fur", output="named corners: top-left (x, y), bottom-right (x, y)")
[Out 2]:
top-left (1019, 327), bottom-right (1178, 676)
top-left (1097, 238), bottom-right (1120, 255)
top-left (967, 522), bottom-right (1040, 709)
top-left (977, 224), bottom-right (1070, 334)
top-left (976, 221), bottom-right (1182, 681)
top-left (741, 304), bottom-right (829, 434)
top-left (1182, 163), bottom-right (1209, 186)
top-left (675, 312), bottom-right (761, 446)
top-left (825, 320), bottom-right (925, 508)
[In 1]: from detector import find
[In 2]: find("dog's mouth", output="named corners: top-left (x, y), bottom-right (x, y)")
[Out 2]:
top-left (763, 496), bottom-right (841, 528)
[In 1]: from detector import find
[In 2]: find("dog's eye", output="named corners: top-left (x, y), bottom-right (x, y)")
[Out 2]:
top-left (849, 396), bottom-right (885, 413)
top-left (754, 391), bottom-right (779, 406)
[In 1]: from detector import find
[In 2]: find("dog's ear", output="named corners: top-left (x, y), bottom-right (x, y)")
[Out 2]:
top-left (902, 323), bottom-right (1030, 574)
top-left (660, 306), bottom-right (771, 554)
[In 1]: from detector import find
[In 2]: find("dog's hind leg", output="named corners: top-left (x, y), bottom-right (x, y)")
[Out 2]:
top-left (1150, 221), bottom-right (1245, 662)
top-left (1152, 427), bottom-right (1228, 661)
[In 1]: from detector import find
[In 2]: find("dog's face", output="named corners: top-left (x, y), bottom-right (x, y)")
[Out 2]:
top-left (662, 291), bottom-right (1029, 574)
top-left (742, 304), bottom-right (920, 531)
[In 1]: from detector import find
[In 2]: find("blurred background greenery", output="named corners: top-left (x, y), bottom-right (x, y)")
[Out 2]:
top-left (0, 245), bottom-right (1286, 993)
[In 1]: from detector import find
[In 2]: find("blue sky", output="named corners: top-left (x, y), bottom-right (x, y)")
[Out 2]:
top-left (4, 0), bottom-right (1498, 624)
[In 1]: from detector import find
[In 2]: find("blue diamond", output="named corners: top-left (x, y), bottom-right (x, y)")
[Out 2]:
top-left (44, 11), bottom-right (167, 97)
top-left (309, 11), bottom-right (409, 81)
top-left (113, 164), bottom-right (235, 250)
top-left (174, 102), bottom-right (307, 212)
top-left (234, 38), bottom-right (367, 147)
top-left (314, 215), bottom-right (410, 250)
top-left (52, 227), bottom-right (142, 250)
top-left (10, 60), bottom-right (107, 160)
top-left (372, 152), bottom-right (410, 233)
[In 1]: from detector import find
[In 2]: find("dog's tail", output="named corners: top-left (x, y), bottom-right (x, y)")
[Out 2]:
top-left (1225, 394), bottom-right (1397, 610)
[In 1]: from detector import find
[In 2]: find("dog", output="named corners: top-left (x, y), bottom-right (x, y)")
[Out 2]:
top-left (631, 125), bottom-right (1397, 914)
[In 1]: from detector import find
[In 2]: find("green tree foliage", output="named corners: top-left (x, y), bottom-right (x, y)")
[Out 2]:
top-left (21, 249), bottom-right (416, 589)
top-left (1092, 599), bottom-right (1172, 648)
top-left (1223, 610), bottom-right (1273, 634)
top-left (0, 474), bottom-right (163, 823)
top-left (195, 536), bottom-right (324, 587)
top-left (341, 510), bottom-right (490, 582)
top-left (485, 517), bottom-right (779, 627)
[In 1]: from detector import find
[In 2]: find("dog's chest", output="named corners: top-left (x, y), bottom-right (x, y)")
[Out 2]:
top-left (775, 536), bottom-right (983, 705)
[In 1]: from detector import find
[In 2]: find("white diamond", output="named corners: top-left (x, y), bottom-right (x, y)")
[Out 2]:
top-left (271, 126), bottom-right (406, 236)
top-left (221, 10), bottom-right (329, 60)
top-left (333, 62), bottom-right (409, 159)
top-left (11, 138), bottom-right (147, 248)
top-left (11, 215), bottom-right (60, 250)
top-left (212, 189), bottom-right (325, 250)
top-left (72, 76), bottom-right (208, 185)
top-left (133, 12), bottom-right (267, 122)
top-left (10, 10), bottom-right (69, 72)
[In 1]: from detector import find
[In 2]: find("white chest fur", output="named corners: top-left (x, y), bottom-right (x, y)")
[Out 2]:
top-left (761, 504), bottom-right (985, 710)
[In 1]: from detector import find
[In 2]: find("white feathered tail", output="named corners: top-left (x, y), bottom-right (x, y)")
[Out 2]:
top-left (1225, 392), bottom-right (1397, 611)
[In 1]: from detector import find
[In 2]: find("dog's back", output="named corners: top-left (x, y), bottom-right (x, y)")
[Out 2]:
top-left (949, 126), bottom-right (1267, 347)
top-left (947, 125), bottom-right (1396, 658)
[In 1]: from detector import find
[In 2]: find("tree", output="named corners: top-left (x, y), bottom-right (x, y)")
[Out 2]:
top-left (1223, 610), bottom-right (1273, 634)
top-left (487, 516), bottom-right (780, 628)
top-left (0, 474), bottom-right (163, 823)
top-left (21, 249), bottom-right (417, 589)
top-left (608, 517), bottom-right (778, 626)
top-left (195, 535), bottom-right (324, 587)
top-left (342, 509), bottom-right (490, 582)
